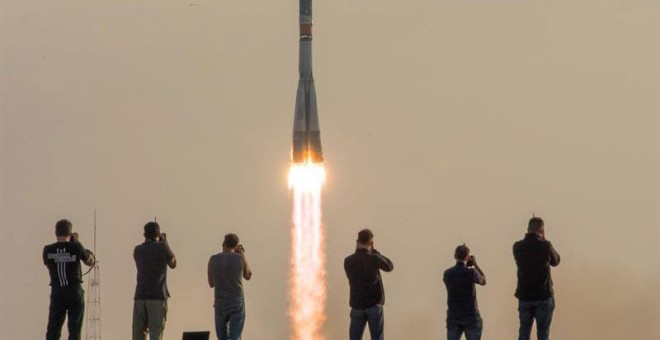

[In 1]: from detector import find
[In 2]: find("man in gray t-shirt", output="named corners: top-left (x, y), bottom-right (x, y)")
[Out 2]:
top-left (133, 221), bottom-right (177, 340)
top-left (208, 233), bottom-right (252, 340)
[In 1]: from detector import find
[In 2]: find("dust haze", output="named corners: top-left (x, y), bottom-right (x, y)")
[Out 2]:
top-left (1, 0), bottom-right (658, 339)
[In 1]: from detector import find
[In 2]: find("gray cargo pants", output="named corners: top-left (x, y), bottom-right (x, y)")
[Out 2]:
top-left (132, 299), bottom-right (168, 340)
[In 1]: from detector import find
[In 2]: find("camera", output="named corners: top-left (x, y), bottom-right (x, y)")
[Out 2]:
top-left (70, 232), bottom-right (79, 243)
top-left (159, 233), bottom-right (167, 242)
top-left (466, 255), bottom-right (476, 267)
top-left (235, 244), bottom-right (245, 254)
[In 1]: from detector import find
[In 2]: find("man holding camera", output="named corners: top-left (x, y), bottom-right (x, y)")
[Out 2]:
top-left (43, 219), bottom-right (95, 340)
top-left (132, 221), bottom-right (177, 340)
top-left (344, 229), bottom-right (394, 340)
top-left (513, 217), bottom-right (561, 340)
top-left (443, 244), bottom-right (487, 340)
top-left (207, 233), bottom-right (252, 340)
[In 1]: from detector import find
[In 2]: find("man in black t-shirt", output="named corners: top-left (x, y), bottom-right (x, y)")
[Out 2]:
top-left (133, 221), bottom-right (177, 340)
top-left (443, 244), bottom-right (487, 340)
top-left (43, 219), bottom-right (95, 340)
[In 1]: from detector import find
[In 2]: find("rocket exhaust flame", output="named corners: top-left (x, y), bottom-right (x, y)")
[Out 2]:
top-left (289, 162), bottom-right (326, 340)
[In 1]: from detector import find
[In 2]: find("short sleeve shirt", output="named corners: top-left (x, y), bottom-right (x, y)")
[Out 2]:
top-left (43, 241), bottom-right (89, 288)
top-left (209, 252), bottom-right (244, 300)
top-left (443, 262), bottom-right (482, 321)
top-left (133, 240), bottom-right (175, 300)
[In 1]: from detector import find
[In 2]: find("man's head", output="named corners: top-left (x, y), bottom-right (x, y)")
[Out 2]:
top-left (454, 244), bottom-right (470, 261)
top-left (357, 228), bottom-right (374, 248)
top-left (144, 221), bottom-right (161, 240)
top-left (528, 217), bottom-right (545, 235)
top-left (55, 219), bottom-right (73, 237)
top-left (223, 233), bottom-right (240, 250)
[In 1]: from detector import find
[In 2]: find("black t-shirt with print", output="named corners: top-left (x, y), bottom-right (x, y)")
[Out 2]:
top-left (43, 241), bottom-right (91, 288)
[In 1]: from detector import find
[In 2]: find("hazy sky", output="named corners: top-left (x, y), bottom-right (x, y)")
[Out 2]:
top-left (1, 0), bottom-right (658, 339)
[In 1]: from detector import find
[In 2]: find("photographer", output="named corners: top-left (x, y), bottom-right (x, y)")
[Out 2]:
top-left (344, 229), bottom-right (394, 340)
top-left (43, 219), bottom-right (95, 340)
top-left (207, 233), bottom-right (252, 340)
top-left (513, 217), bottom-right (560, 340)
top-left (443, 244), bottom-right (486, 340)
top-left (132, 221), bottom-right (176, 340)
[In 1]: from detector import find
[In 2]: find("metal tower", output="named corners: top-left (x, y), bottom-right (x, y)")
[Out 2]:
top-left (85, 210), bottom-right (101, 340)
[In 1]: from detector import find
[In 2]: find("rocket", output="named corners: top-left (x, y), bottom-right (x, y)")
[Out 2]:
top-left (292, 0), bottom-right (323, 164)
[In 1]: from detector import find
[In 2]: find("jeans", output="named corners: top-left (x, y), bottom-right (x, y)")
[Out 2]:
top-left (46, 285), bottom-right (85, 340)
top-left (132, 299), bottom-right (168, 340)
top-left (214, 297), bottom-right (245, 340)
top-left (447, 316), bottom-right (482, 340)
top-left (518, 298), bottom-right (555, 340)
top-left (349, 305), bottom-right (384, 340)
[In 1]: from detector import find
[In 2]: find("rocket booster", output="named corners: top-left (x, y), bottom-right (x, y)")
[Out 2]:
top-left (292, 0), bottom-right (323, 164)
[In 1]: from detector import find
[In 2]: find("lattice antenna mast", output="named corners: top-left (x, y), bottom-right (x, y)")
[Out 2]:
top-left (85, 210), bottom-right (102, 340)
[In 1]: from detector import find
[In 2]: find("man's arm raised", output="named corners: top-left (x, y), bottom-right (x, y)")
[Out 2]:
top-left (207, 256), bottom-right (215, 288)
top-left (241, 254), bottom-right (252, 281)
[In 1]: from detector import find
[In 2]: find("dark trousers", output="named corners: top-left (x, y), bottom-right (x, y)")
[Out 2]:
top-left (46, 285), bottom-right (85, 340)
top-left (349, 305), bottom-right (384, 340)
top-left (447, 316), bottom-right (482, 340)
top-left (518, 298), bottom-right (555, 340)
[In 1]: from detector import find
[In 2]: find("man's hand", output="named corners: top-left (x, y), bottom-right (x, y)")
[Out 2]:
top-left (467, 255), bottom-right (477, 267)
top-left (235, 244), bottom-right (245, 255)
top-left (469, 255), bottom-right (486, 285)
top-left (83, 251), bottom-right (95, 266)
top-left (71, 232), bottom-right (79, 243)
top-left (159, 233), bottom-right (168, 242)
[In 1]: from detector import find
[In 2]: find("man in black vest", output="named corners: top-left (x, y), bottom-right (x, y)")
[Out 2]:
top-left (443, 244), bottom-right (486, 340)
top-left (513, 217), bottom-right (561, 340)
top-left (43, 219), bottom-right (95, 340)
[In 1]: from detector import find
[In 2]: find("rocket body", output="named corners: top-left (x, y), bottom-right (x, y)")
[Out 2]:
top-left (292, 0), bottom-right (323, 164)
